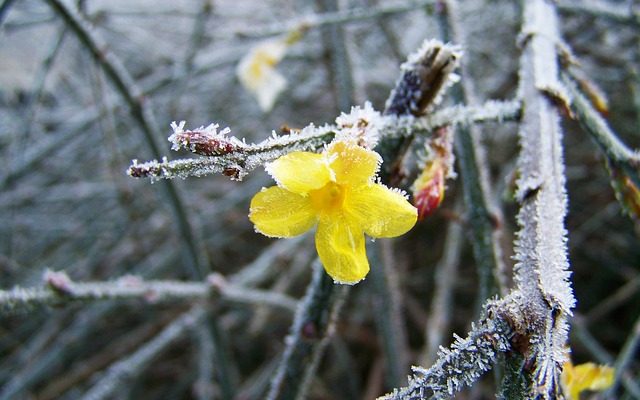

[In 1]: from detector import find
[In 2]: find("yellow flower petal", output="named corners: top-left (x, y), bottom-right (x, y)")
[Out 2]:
top-left (315, 216), bottom-right (369, 284)
top-left (327, 141), bottom-right (380, 186)
top-left (249, 186), bottom-right (317, 237)
top-left (345, 184), bottom-right (417, 238)
top-left (561, 361), bottom-right (615, 400)
top-left (266, 151), bottom-right (331, 195)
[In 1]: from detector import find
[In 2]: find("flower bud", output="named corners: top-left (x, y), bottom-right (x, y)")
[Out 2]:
top-left (412, 159), bottom-right (445, 220)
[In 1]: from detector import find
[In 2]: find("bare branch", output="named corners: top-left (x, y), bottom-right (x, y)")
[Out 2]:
top-left (512, 0), bottom-right (576, 397)
top-left (0, 271), bottom-right (298, 315)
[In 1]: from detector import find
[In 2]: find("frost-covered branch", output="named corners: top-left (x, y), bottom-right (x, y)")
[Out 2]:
top-left (267, 261), bottom-right (348, 400)
top-left (511, 0), bottom-right (576, 397)
top-left (379, 302), bottom-right (513, 399)
top-left (43, 0), bottom-right (209, 279)
top-left (0, 271), bottom-right (298, 314)
top-left (127, 100), bottom-right (520, 182)
top-left (562, 74), bottom-right (640, 189)
top-left (435, 0), bottom-right (508, 304)
top-left (562, 74), bottom-right (640, 219)
top-left (557, 0), bottom-right (640, 28)
top-left (82, 306), bottom-right (206, 400)
top-left (232, 0), bottom-right (436, 39)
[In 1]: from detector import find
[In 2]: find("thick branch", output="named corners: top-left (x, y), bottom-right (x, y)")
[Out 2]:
top-left (512, 0), bottom-right (576, 397)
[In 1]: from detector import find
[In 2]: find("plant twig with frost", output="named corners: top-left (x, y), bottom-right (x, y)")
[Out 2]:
top-left (0, 270), bottom-right (298, 314)
top-left (128, 102), bottom-right (521, 183)
top-left (231, 0), bottom-right (437, 39)
top-left (267, 261), bottom-right (348, 400)
top-left (380, 301), bottom-right (513, 399)
top-left (82, 306), bottom-right (206, 400)
top-left (435, 0), bottom-right (507, 304)
top-left (42, 0), bottom-right (209, 280)
top-left (507, 0), bottom-right (576, 397)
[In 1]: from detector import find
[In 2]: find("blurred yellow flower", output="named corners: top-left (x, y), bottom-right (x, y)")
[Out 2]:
top-left (561, 361), bottom-right (614, 400)
top-left (237, 30), bottom-right (303, 112)
top-left (249, 141), bottom-right (417, 284)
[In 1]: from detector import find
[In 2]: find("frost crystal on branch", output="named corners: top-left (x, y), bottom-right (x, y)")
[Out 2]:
top-left (334, 101), bottom-right (384, 148)
top-left (168, 121), bottom-right (243, 156)
top-left (379, 303), bottom-right (513, 400)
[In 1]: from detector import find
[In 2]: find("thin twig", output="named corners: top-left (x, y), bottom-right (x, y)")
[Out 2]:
top-left (609, 314), bottom-right (640, 395)
top-left (232, 0), bottom-right (437, 39)
top-left (126, 100), bottom-right (521, 181)
top-left (369, 240), bottom-right (410, 389)
top-left (0, 271), bottom-right (298, 314)
top-left (436, 0), bottom-right (506, 304)
top-left (266, 261), bottom-right (345, 400)
top-left (563, 74), bottom-right (640, 189)
top-left (421, 205), bottom-right (463, 365)
top-left (42, 0), bottom-right (209, 279)
top-left (316, 0), bottom-right (355, 113)
top-left (82, 306), bottom-right (206, 400)
top-left (557, 0), bottom-right (640, 28)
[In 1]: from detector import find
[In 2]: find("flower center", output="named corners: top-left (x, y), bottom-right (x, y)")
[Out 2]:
top-left (309, 181), bottom-right (346, 214)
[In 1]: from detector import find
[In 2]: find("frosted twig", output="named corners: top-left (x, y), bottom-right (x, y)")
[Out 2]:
top-left (128, 125), bottom-right (335, 181)
top-left (267, 261), bottom-right (347, 400)
top-left (232, 0), bottom-right (436, 39)
top-left (379, 302), bottom-right (513, 399)
top-left (43, 0), bottom-right (209, 279)
top-left (82, 306), bottom-right (206, 400)
top-left (0, 0), bottom-right (16, 26)
top-left (572, 315), bottom-right (640, 397)
top-left (584, 276), bottom-right (640, 324)
top-left (127, 100), bottom-right (520, 182)
top-left (316, 0), bottom-right (355, 113)
top-left (557, 0), bottom-right (640, 28)
top-left (562, 74), bottom-right (640, 189)
top-left (436, 0), bottom-right (506, 305)
top-left (0, 271), bottom-right (298, 314)
top-left (511, 1), bottom-right (576, 397)
top-left (609, 314), bottom-right (640, 395)
top-left (369, 241), bottom-right (410, 388)
top-left (421, 204), bottom-right (463, 365)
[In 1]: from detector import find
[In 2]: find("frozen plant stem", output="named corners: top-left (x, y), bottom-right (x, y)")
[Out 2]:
top-left (42, 0), bottom-right (208, 280)
top-left (0, 272), bottom-right (298, 314)
top-left (127, 100), bottom-right (521, 182)
top-left (316, 0), bottom-right (355, 113)
top-left (233, 0), bottom-right (437, 39)
top-left (562, 75), bottom-right (640, 188)
top-left (267, 261), bottom-right (346, 400)
top-left (556, 0), bottom-right (640, 28)
top-left (436, 0), bottom-right (504, 305)
top-left (369, 241), bottom-right (410, 389)
top-left (510, 0), bottom-right (576, 397)
top-left (82, 306), bottom-right (206, 400)
top-left (379, 303), bottom-right (513, 399)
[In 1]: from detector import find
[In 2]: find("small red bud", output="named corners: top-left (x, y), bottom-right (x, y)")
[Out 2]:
top-left (412, 160), bottom-right (445, 220)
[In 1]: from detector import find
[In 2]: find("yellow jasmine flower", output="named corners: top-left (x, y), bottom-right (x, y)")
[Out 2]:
top-left (561, 361), bottom-right (615, 400)
top-left (237, 31), bottom-right (303, 112)
top-left (249, 141), bottom-right (417, 284)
